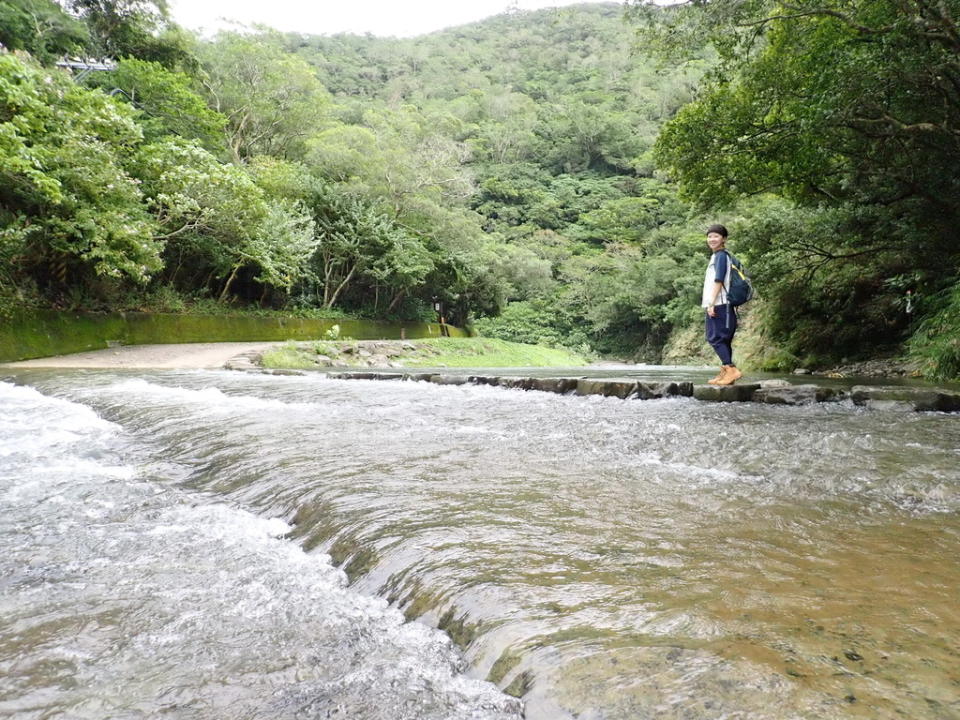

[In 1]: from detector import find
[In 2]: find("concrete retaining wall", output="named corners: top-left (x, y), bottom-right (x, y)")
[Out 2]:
top-left (0, 310), bottom-right (466, 363)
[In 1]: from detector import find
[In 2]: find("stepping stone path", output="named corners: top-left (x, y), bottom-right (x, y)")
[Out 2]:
top-left (319, 372), bottom-right (960, 413)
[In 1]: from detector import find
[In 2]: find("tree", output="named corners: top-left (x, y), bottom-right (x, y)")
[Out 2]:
top-left (0, 54), bottom-right (161, 300)
top-left (647, 0), bottom-right (960, 256)
top-left (0, 0), bottom-right (88, 63)
top-left (89, 58), bottom-right (226, 150)
top-left (198, 32), bottom-right (331, 163)
top-left (66, 0), bottom-right (195, 68)
top-left (132, 138), bottom-right (316, 300)
top-left (302, 184), bottom-right (431, 311)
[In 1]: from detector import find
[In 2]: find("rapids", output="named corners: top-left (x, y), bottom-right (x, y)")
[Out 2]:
top-left (2, 368), bottom-right (959, 719)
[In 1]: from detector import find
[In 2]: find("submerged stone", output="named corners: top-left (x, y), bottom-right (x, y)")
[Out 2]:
top-left (753, 384), bottom-right (846, 405)
top-left (468, 375), bottom-right (500, 386)
top-left (496, 376), bottom-right (536, 390)
top-left (634, 381), bottom-right (693, 399)
top-left (530, 377), bottom-right (581, 394)
top-left (692, 383), bottom-right (761, 402)
top-left (576, 379), bottom-right (638, 399)
top-left (404, 373), bottom-right (437, 382)
top-left (850, 386), bottom-right (960, 412)
top-left (758, 379), bottom-right (792, 388)
top-left (429, 374), bottom-right (470, 385)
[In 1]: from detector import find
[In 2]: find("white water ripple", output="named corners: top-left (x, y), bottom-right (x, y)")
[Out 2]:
top-left (0, 381), bottom-right (522, 720)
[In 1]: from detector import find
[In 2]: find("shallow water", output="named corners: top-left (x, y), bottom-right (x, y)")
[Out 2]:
top-left (3, 369), bottom-right (960, 719)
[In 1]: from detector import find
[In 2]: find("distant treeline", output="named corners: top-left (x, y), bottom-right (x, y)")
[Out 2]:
top-left (1, 0), bottom-right (958, 377)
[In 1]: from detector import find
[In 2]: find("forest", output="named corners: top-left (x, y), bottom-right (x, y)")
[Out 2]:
top-left (1, 0), bottom-right (959, 378)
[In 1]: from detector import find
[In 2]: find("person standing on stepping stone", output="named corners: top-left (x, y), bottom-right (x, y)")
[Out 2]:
top-left (702, 224), bottom-right (743, 386)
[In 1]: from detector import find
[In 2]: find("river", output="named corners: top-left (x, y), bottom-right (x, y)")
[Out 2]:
top-left (2, 368), bottom-right (959, 719)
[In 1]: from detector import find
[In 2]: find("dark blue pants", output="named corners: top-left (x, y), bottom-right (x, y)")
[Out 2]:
top-left (705, 305), bottom-right (737, 366)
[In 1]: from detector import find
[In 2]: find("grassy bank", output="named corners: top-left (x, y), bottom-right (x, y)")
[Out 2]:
top-left (261, 338), bottom-right (588, 370)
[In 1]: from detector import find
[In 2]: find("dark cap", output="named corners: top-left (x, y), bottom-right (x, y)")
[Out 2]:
top-left (706, 224), bottom-right (728, 237)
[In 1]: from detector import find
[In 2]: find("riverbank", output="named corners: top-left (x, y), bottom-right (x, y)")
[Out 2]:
top-left (0, 309), bottom-right (463, 364)
top-left (259, 338), bottom-right (588, 370)
top-left (0, 342), bottom-right (282, 369)
top-left (0, 338), bottom-right (588, 371)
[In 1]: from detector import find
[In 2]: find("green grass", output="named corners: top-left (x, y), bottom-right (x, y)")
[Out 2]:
top-left (403, 337), bottom-right (587, 367)
top-left (260, 342), bottom-right (321, 369)
top-left (260, 337), bottom-right (588, 369)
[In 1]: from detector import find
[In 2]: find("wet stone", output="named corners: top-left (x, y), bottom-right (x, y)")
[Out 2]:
top-left (753, 384), bottom-right (846, 405)
top-left (758, 379), bottom-right (792, 388)
top-left (468, 375), bottom-right (500, 386)
top-left (634, 381), bottom-right (693, 399)
top-left (429, 374), bottom-right (469, 386)
top-left (404, 373), bottom-right (438, 382)
top-left (850, 386), bottom-right (960, 412)
top-left (693, 383), bottom-right (761, 403)
top-left (530, 377), bottom-right (581, 394)
top-left (576, 379), bottom-right (638, 399)
top-left (496, 377), bottom-right (536, 390)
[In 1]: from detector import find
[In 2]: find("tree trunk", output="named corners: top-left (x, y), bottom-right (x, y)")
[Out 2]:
top-left (387, 289), bottom-right (405, 314)
top-left (324, 264), bottom-right (356, 309)
top-left (219, 264), bottom-right (242, 302)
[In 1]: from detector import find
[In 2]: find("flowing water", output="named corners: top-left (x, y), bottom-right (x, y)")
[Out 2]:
top-left (2, 368), bottom-right (959, 719)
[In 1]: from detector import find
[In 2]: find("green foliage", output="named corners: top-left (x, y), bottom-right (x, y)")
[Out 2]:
top-left (0, 0), bottom-right (88, 63)
top-left (90, 58), bottom-right (226, 149)
top-left (297, 183), bottom-right (432, 311)
top-left (909, 284), bottom-right (960, 381)
top-left (66, 0), bottom-right (195, 69)
top-left (473, 298), bottom-right (584, 350)
top-left (636, 0), bottom-right (960, 375)
top-left (198, 32), bottom-right (331, 162)
top-left (132, 138), bottom-right (317, 298)
top-left (0, 54), bottom-right (161, 297)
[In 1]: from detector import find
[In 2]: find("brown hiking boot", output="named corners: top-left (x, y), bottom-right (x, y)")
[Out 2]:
top-left (715, 365), bottom-right (742, 386)
top-left (707, 367), bottom-right (726, 385)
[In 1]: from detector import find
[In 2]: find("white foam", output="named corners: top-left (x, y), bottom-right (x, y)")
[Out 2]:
top-left (0, 380), bottom-right (521, 720)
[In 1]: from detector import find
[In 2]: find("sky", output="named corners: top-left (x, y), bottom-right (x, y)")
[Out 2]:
top-left (168, 0), bottom-right (613, 39)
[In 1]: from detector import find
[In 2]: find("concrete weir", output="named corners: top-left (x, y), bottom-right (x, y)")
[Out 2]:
top-left (325, 372), bottom-right (960, 412)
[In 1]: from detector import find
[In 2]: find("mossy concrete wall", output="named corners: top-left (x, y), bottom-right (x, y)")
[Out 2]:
top-left (0, 310), bottom-right (467, 363)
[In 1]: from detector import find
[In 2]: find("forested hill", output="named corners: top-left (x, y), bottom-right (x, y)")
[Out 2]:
top-left (293, 4), bottom-right (691, 111)
top-left (272, 4), bottom-right (713, 358)
top-left (3, 0), bottom-right (960, 378)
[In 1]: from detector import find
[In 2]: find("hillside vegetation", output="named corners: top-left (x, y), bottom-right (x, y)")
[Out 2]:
top-left (2, 0), bottom-right (959, 377)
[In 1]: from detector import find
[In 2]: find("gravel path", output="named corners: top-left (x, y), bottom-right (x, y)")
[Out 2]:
top-left (1, 342), bottom-right (280, 369)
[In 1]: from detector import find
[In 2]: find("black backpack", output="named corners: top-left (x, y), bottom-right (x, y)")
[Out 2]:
top-left (723, 250), bottom-right (754, 307)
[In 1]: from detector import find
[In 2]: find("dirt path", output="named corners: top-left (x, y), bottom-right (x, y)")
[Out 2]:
top-left (1, 342), bottom-right (280, 369)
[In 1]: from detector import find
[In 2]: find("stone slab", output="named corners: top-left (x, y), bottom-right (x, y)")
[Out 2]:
top-left (753, 384), bottom-right (846, 405)
top-left (468, 375), bottom-right (501, 386)
top-left (530, 377), bottom-right (581, 394)
top-left (325, 372), bottom-right (959, 413)
top-left (403, 373), bottom-right (438, 382)
top-left (692, 383), bottom-right (761, 402)
top-left (429, 374), bottom-right (470, 385)
top-left (576, 379), bottom-right (638, 399)
top-left (635, 381), bottom-right (693, 399)
top-left (496, 376), bottom-right (536, 390)
top-left (850, 386), bottom-right (960, 412)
